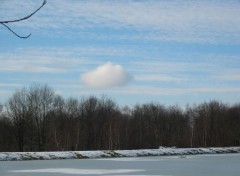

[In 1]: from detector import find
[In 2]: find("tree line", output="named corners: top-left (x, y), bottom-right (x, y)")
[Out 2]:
top-left (0, 84), bottom-right (239, 152)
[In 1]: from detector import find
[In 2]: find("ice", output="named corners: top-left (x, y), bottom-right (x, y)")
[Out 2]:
top-left (10, 168), bottom-right (145, 175)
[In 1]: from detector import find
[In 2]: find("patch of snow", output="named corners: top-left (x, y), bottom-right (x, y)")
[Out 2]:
top-left (1, 147), bottom-right (240, 161)
top-left (78, 151), bottom-right (110, 158)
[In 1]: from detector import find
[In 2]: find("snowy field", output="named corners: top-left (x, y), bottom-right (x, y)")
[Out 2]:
top-left (0, 153), bottom-right (240, 176)
top-left (0, 147), bottom-right (240, 161)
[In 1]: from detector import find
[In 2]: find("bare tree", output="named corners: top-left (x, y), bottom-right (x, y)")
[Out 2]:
top-left (49, 95), bottom-right (66, 151)
top-left (65, 97), bottom-right (81, 151)
top-left (28, 84), bottom-right (55, 151)
top-left (2, 85), bottom-right (240, 152)
top-left (0, 0), bottom-right (47, 39)
top-left (0, 103), bottom-right (3, 114)
top-left (6, 88), bottom-right (31, 151)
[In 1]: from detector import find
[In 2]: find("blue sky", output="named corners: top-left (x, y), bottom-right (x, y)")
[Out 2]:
top-left (0, 0), bottom-right (240, 107)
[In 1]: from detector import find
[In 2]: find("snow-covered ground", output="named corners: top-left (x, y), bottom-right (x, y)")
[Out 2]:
top-left (0, 147), bottom-right (240, 161)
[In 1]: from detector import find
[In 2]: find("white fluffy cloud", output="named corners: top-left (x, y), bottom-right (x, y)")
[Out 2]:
top-left (80, 62), bottom-right (131, 89)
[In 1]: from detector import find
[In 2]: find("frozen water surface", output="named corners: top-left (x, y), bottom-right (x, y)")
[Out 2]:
top-left (0, 154), bottom-right (239, 176)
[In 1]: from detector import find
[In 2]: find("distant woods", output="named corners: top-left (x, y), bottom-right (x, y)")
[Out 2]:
top-left (0, 84), bottom-right (239, 152)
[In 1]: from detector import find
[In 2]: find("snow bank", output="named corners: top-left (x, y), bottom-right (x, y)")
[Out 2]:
top-left (0, 147), bottom-right (240, 161)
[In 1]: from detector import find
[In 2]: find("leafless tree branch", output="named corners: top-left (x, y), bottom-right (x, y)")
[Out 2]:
top-left (1, 23), bottom-right (31, 39)
top-left (0, 0), bottom-right (47, 39)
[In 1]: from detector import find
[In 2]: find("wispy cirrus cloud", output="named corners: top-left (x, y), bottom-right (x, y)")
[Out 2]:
top-left (212, 71), bottom-right (240, 81)
top-left (0, 46), bottom-right (133, 74)
top-left (109, 85), bottom-right (240, 96)
top-left (1, 0), bottom-right (239, 107)
top-left (0, 52), bottom-right (68, 73)
top-left (135, 74), bottom-right (188, 82)
top-left (57, 84), bottom-right (240, 97)
top-left (0, 83), bottom-right (22, 87)
top-left (1, 0), bottom-right (240, 43)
